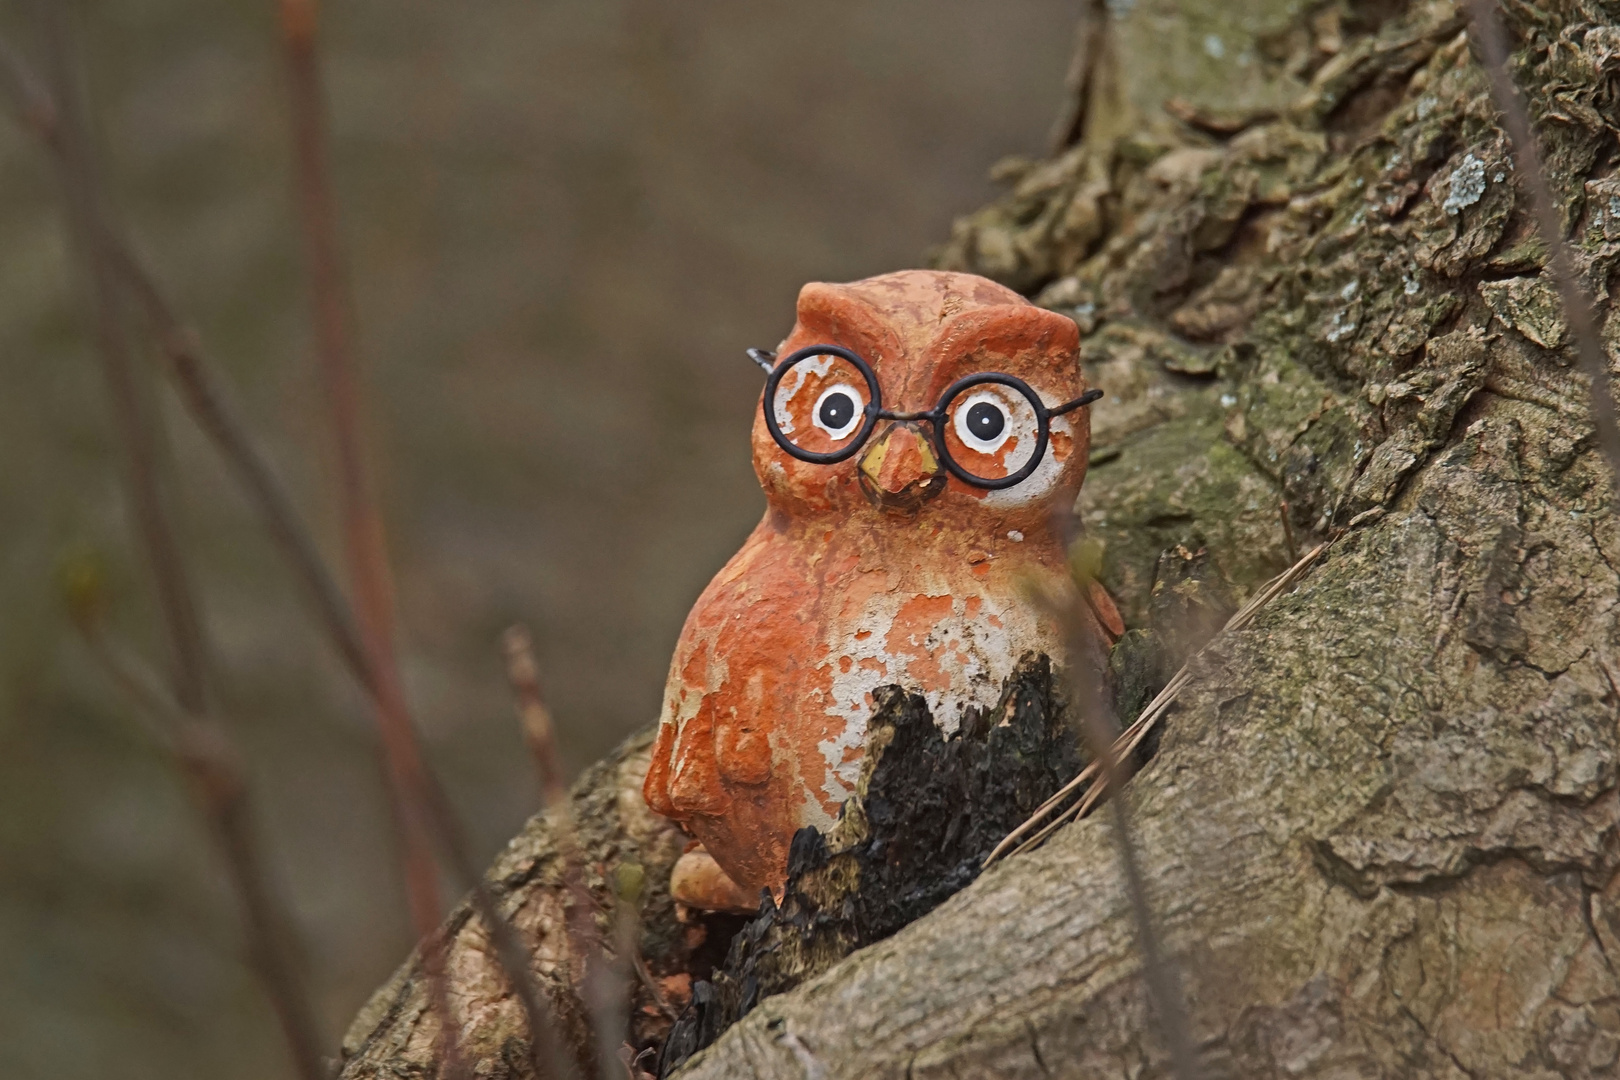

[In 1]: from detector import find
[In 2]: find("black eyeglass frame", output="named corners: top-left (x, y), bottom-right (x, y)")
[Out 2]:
top-left (756, 343), bottom-right (1103, 490)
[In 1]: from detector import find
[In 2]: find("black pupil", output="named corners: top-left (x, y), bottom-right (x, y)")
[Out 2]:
top-left (967, 401), bottom-right (1005, 441)
top-left (819, 392), bottom-right (856, 431)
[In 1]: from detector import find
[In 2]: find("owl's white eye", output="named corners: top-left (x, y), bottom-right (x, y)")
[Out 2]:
top-left (812, 383), bottom-right (865, 440)
top-left (952, 390), bottom-right (1013, 453)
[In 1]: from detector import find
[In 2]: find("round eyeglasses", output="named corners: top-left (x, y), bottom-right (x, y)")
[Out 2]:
top-left (752, 344), bottom-right (1102, 490)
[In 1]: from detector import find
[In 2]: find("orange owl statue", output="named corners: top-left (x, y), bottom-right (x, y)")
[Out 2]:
top-left (643, 269), bottom-right (1118, 906)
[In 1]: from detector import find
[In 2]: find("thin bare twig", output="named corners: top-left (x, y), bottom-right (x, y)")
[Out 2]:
top-left (30, 9), bottom-right (327, 1075)
top-left (275, 0), bottom-right (468, 1072)
top-left (587, 873), bottom-right (637, 1080)
top-left (1464, 0), bottom-right (1620, 507)
top-left (74, 615), bottom-right (330, 1080)
top-left (4, 27), bottom-right (576, 1077)
top-left (275, 4), bottom-right (576, 1075)
top-left (505, 625), bottom-right (628, 1079)
top-left (0, 30), bottom-right (383, 762)
top-left (112, 248), bottom-right (378, 690)
top-left (1031, 515), bottom-right (1199, 1080)
top-left (580, 928), bottom-right (628, 1061)
top-left (1048, 0), bottom-right (1110, 153)
top-left (504, 626), bottom-right (573, 811)
top-left (0, 36), bottom-right (56, 145)
top-left (35, 9), bottom-right (209, 720)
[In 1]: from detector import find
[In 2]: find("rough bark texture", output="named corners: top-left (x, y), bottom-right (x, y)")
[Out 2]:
top-left (337, 731), bottom-right (705, 1076)
top-left (342, 1), bottom-right (1620, 1076)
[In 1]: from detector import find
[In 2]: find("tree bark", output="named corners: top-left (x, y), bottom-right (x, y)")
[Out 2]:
top-left (342, 1), bottom-right (1620, 1076)
top-left (337, 729), bottom-right (691, 1075)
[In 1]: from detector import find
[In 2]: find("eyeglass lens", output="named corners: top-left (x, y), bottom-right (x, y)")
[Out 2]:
top-left (936, 380), bottom-right (1044, 485)
top-left (768, 351), bottom-right (874, 457)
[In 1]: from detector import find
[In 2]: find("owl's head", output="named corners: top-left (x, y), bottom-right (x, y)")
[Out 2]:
top-left (750, 270), bottom-right (1094, 529)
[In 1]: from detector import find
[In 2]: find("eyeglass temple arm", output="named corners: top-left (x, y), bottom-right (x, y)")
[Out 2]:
top-left (747, 347), bottom-right (777, 373)
top-left (1050, 387), bottom-right (1104, 415)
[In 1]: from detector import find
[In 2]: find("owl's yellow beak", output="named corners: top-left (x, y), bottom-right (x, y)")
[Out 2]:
top-left (857, 422), bottom-right (946, 513)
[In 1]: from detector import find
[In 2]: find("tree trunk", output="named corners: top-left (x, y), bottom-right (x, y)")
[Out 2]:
top-left (341, 1), bottom-right (1620, 1076)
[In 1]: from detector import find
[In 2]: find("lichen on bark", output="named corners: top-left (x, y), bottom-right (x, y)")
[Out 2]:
top-left (343, 1), bottom-right (1620, 1076)
top-left (675, 0), bottom-right (1620, 1074)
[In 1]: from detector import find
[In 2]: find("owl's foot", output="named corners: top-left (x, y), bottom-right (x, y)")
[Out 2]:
top-left (670, 845), bottom-right (760, 914)
top-left (1085, 577), bottom-right (1125, 643)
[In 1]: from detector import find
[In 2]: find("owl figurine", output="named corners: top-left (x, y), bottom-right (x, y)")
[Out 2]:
top-left (643, 269), bottom-right (1119, 905)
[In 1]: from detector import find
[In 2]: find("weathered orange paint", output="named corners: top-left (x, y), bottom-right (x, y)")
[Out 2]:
top-left (643, 269), bottom-right (1110, 898)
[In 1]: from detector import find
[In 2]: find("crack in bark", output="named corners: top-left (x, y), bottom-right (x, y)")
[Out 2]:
top-left (1314, 822), bottom-right (1620, 904)
top-left (1581, 880), bottom-right (1620, 983)
top-left (1025, 1019), bottom-right (1051, 1078)
top-left (776, 1029), bottom-right (827, 1080)
top-left (1401, 1003), bottom-right (1479, 1080)
top-left (1381, 850), bottom-right (1602, 897)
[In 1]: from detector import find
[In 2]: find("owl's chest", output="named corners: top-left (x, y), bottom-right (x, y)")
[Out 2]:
top-left (666, 523), bottom-right (1066, 805)
top-left (692, 521), bottom-right (1057, 669)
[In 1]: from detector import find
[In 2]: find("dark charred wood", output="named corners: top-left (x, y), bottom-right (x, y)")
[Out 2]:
top-left (658, 653), bottom-right (1088, 1075)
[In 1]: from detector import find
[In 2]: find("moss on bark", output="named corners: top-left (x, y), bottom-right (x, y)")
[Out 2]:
top-left (344, 1), bottom-right (1620, 1076)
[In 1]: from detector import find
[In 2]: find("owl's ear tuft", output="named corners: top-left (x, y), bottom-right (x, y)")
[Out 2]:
top-left (794, 281), bottom-right (876, 328)
top-left (789, 271), bottom-right (1036, 362)
top-left (785, 282), bottom-right (907, 364)
top-left (797, 272), bottom-right (1027, 337)
top-left (932, 303), bottom-right (1081, 365)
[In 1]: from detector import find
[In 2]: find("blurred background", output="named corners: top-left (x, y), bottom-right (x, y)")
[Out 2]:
top-left (0, 1), bottom-right (1078, 1076)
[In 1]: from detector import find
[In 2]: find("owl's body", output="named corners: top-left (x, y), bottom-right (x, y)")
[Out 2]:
top-left (643, 270), bottom-right (1111, 897)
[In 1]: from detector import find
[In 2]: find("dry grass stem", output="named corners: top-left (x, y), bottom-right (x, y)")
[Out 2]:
top-left (986, 540), bottom-right (1329, 868)
top-left (1464, 0), bottom-right (1620, 507)
top-left (632, 952), bottom-right (676, 1024)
